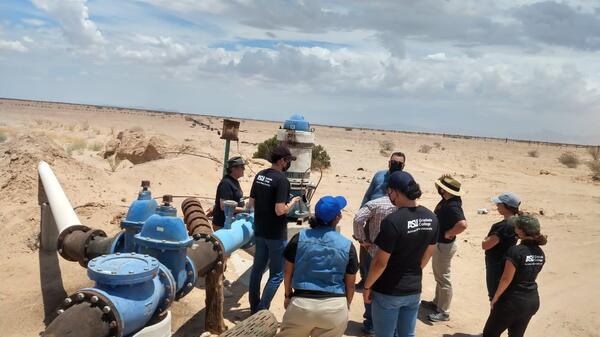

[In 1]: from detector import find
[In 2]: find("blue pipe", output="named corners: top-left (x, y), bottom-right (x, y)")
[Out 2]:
top-left (213, 212), bottom-right (255, 255)
top-left (119, 187), bottom-right (158, 253)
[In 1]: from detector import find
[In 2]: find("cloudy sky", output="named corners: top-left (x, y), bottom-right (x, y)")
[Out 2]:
top-left (0, 1), bottom-right (599, 144)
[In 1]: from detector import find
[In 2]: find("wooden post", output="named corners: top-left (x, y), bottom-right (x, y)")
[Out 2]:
top-left (205, 261), bottom-right (227, 334)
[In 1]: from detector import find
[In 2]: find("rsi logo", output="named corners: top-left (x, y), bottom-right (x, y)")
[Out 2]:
top-left (407, 219), bottom-right (419, 229)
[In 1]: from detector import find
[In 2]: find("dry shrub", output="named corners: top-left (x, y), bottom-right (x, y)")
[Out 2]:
top-left (488, 156), bottom-right (494, 161)
top-left (558, 152), bottom-right (579, 168)
top-left (588, 146), bottom-right (600, 161)
top-left (379, 140), bottom-right (394, 155)
top-left (588, 160), bottom-right (600, 180)
top-left (80, 120), bottom-right (90, 131)
top-left (0, 131), bottom-right (6, 143)
top-left (418, 144), bottom-right (432, 154)
top-left (88, 142), bottom-right (103, 151)
top-left (344, 127), bottom-right (353, 131)
top-left (528, 150), bottom-right (539, 158)
top-left (107, 155), bottom-right (123, 172)
top-left (433, 142), bottom-right (442, 148)
top-left (65, 138), bottom-right (87, 155)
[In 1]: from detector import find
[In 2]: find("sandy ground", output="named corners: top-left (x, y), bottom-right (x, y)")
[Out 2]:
top-left (0, 98), bottom-right (599, 337)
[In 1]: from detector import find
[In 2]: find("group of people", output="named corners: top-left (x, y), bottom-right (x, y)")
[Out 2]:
top-left (210, 145), bottom-right (548, 337)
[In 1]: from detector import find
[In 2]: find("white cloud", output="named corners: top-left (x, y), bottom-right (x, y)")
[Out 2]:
top-left (21, 18), bottom-right (47, 27)
top-left (22, 36), bottom-right (34, 43)
top-left (32, 0), bottom-right (104, 48)
top-left (0, 40), bottom-right (28, 52)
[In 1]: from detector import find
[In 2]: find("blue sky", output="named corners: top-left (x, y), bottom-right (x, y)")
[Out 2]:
top-left (0, 0), bottom-right (599, 144)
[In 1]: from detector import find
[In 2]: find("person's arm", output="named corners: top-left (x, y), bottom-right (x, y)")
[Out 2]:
top-left (482, 234), bottom-right (500, 250)
top-left (363, 248), bottom-right (391, 304)
top-left (444, 219), bottom-right (468, 240)
top-left (361, 174), bottom-right (378, 207)
top-left (421, 244), bottom-right (435, 269)
top-left (246, 197), bottom-right (255, 211)
top-left (344, 273), bottom-right (356, 306)
top-left (275, 197), bottom-right (300, 216)
top-left (353, 204), bottom-right (372, 244)
top-left (490, 260), bottom-right (516, 308)
top-left (283, 261), bottom-right (295, 309)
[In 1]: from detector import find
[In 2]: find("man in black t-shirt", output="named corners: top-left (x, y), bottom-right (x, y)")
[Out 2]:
top-left (212, 156), bottom-right (246, 230)
top-left (247, 145), bottom-right (300, 313)
top-left (422, 175), bottom-right (468, 322)
top-left (362, 171), bottom-right (439, 337)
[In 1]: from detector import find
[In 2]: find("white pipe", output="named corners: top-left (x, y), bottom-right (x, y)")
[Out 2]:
top-left (38, 161), bottom-right (82, 235)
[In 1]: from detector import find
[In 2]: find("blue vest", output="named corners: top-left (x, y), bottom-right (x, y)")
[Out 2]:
top-left (292, 227), bottom-right (351, 295)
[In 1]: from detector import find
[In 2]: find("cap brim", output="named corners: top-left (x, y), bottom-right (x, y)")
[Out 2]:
top-left (334, 196), bottom-right (347, 210)
top-left (435, 180), bottom-right (463, 196)
top-left (491, 196), bottom-right (502, 204)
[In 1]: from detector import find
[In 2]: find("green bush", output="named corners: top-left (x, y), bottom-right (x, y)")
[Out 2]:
top-left (253, 136), bottom-right (331, 170)
top-left (312, 144), bottom-right (331, 170)
top-left (253, 136), bottom-right (279, 161)
top-left (0, 132), bottom-right (6, 143)
top-left (88, 142), bottom-right (103, 151)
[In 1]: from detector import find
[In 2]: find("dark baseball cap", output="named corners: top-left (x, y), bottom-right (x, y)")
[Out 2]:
top-left (227, 156), bottom-right (245, 167)
top-left (387, 171), bottom-right (416, 191)
top-left (270, 145), bottom-right (297, 163)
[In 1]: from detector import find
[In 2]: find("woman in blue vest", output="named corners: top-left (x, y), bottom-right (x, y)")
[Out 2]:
top-left (277, 196), bottom-right (359, 337)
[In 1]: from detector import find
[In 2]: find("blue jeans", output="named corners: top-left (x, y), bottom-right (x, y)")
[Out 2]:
top-left (372, 291), bottom-right (421, 337)
top-left (249, 236), bottom-right (286, 313)
top-left (362, 253), bottom-right (373, 331)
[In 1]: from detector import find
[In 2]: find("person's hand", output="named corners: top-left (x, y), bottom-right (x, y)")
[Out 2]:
top-left (284, 297), bottom-right (291, 309)
top-left (444, 231), bottom-right (455, 240)
top-left (490, 297), bottom-right (498, 310)
top-left (291, 196), bottom-right (301, 205)
top-left (360, 241), bottom-right (372, 249)
top-left (205, 207), bottom-right (214, 218)
top-left (363, 288), bottom-right (372, 304)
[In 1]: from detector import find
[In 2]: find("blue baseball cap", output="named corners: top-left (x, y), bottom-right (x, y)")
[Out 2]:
top-left (315, 196), bottom-right (347, 224)
top-left (387, 171), bottom-right (416, 191)
top-left (491, 192), bottom-right (521, 208)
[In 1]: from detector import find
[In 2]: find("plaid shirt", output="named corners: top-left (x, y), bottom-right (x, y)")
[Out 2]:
top-left (353, 196), bottom-right (397, 256)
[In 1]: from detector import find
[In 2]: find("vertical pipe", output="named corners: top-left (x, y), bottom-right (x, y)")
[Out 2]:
top-left (222, 139), bottom-right (230, 177)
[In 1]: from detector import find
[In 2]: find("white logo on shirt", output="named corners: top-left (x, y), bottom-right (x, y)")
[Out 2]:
top-left (256, 174), bottom-right (273, 187)
top-left (407, 218), bottom-right (434, 234)
top-left (524, 255), bottom-right (544, 265)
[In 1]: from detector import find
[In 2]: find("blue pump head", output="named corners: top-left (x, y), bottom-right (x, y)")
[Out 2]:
top-left (116, 181), bottom-right (159, 253)
top-left (283, 114), bottom-right (310, 132)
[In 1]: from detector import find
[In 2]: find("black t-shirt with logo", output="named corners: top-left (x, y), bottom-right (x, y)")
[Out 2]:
top-left (373, 206), bottom-right (439, 296)
top-left (250, 168), bottom-right (290, 240)
top-left (503, 242), bottom-right (545, 298)
top-left (212, 175), bottom-right (244, 227)
top-left (485, 220), bottom-right (517, 264)
top-left (434, 196), bottom-right (465, 243)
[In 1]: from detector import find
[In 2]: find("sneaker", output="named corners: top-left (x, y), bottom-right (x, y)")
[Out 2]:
top-left (427, 312), bottom-right (450, 322)
top-left (420, 300), bottom-right (438, 311)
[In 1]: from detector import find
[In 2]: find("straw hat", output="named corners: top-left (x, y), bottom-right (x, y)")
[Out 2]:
top-left (434, 175), bottom-right (463, 196)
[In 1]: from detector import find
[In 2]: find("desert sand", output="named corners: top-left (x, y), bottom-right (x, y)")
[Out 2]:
top-left (0, 98), bottom-right (599, 337)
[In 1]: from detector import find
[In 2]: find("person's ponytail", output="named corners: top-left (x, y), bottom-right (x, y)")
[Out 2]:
top-left (403, 181), bottom-right (422, 200)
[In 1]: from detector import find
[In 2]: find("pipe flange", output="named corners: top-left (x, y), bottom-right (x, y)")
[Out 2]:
top-left (57, 225), bottom-right (91, 262)
top-left (80, 229), bottom-right (108, 267)
top-left (155, 264), bottom-right (176, 316)
top-left (175, 256), bottom-right (197, 300)
top-left (58, 290), bottom-right (123, 337)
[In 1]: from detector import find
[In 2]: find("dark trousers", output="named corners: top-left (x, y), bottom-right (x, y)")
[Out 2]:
top-left (485, 259), bottom-right (503, 300)
top-left (482, 294), bottom-right (539, 337)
